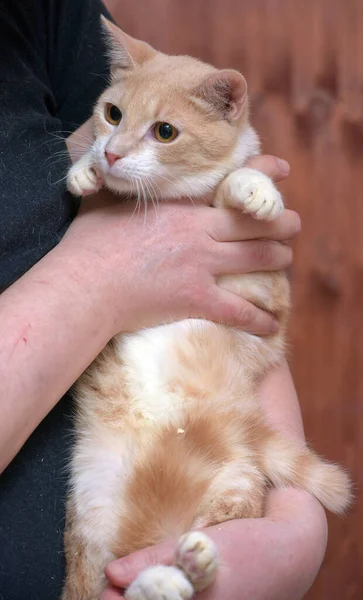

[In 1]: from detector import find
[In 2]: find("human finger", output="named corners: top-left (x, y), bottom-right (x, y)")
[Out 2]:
top-left (207, 288), bottom-right (279, 334)
top-left (245, 154), bottom-right (290, 181)
top-left (212, 239), bottom-right (293, 275)
top-left (208, 209), bottom-right (301, 243)
top-left (104, 541), bottom-right (174, 589)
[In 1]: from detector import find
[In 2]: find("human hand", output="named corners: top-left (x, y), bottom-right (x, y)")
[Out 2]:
top-left (62, 155), bottom-right (300, 336)
top-left (99, 364), bottom-right (328, 600)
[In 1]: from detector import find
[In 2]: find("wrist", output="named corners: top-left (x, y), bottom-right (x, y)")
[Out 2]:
top-left (56, 234), bottom-right (121, 340)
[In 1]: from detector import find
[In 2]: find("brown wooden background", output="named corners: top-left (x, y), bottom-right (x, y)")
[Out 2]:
top-left (105, 1), bottom-right (363, 598)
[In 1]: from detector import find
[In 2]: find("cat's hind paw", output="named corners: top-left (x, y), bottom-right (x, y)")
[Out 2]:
top-left (175, 531), bottom-right (218, 593)
top-left (124, 565), bottom-right (193, 600)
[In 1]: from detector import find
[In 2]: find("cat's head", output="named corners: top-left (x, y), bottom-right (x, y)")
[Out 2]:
top-left (91, 18), bottom-right (258, 200)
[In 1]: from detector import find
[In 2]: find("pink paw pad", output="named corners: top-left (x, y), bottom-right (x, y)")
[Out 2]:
top-left (174, 531), bottom-right (218, 592)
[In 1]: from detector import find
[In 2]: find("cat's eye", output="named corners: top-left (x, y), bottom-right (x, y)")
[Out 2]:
top-left (105, 104), bottom-right (122, 126)
top-left (153, 122), bottom-right (178, 143)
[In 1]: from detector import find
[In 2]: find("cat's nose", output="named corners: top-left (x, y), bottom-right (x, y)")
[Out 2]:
top-left (105, 151), bottom-right (121, 167)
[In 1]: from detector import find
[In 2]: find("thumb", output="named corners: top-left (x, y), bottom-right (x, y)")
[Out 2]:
top-left (105, 540), bottom-right (175, 588)
top-left (245, 155), bottom-right (290, 181)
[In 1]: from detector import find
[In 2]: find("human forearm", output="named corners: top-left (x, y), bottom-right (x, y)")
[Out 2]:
top-left (260, 360), bottom-right (305, 439)
top-left (0, 239), bottom-right (115, 472)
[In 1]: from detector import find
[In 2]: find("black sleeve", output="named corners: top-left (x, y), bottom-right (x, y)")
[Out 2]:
top-left (0, 2), bottom-right (116, 599)
top-left (0, 0), bottom-right (112, 291)
top-left (45, 0), bottom-right (113, 129)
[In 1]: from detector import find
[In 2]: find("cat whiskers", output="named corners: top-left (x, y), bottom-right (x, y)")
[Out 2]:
top-left (43, 131), bottom-right (91, 156)
top-left (146, 176), bottom-right (163, 199)
top-left (47, 171), bottom-right (70, 187)
top-left (126, 174), bottom-right (160, 222)
top-left (133, 177), bottom-right (143, 221)
top-left (138, 177), bottom-right (149, 225)
top-left (38, 129), bottom-right (90, 171)
top-left (142, 176), bottom-right (160, 217)
top-left (47, 129), bottom-right (92, 146)
top-left (42, 148), bottom-right (87, 170)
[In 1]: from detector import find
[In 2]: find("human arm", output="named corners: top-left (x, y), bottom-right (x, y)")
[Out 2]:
top-left (101, 362), bottom-right (327, 600)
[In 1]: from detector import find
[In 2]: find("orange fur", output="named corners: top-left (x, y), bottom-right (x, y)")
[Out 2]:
top-left (63, 20), bottom-right (352, 600)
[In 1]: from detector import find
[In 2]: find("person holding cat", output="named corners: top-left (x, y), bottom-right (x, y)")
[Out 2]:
top-left (0, 1), bottom-right (327, 599)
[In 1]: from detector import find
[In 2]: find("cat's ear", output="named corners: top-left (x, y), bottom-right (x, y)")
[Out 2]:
top-left (100, 17), bottom-right (157, 74)
top-left (196, 70), bottom-right (247, 121)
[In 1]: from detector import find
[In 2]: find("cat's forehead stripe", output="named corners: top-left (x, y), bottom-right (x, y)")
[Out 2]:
top-left (102, 86), bottom-right (183, 128)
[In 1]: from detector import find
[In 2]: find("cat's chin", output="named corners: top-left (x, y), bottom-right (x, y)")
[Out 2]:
top-left (103, 172), bottom-right (133, 195)
top-left (101, 170), bottom-right (213, 202)
top-left (102, 172), bottom-right (177, 200)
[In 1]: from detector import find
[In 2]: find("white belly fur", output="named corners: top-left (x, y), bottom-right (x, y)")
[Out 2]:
top-left (70, 318), bottom-right (265, 553)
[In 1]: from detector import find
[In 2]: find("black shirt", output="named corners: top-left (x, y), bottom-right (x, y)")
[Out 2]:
top-left (0, 1), bottom-right (112, 597)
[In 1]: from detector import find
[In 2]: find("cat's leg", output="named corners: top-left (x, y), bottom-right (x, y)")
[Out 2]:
top-left (125, 532), bottom-right (218, 600)
top-left (62, 537), bottom-right (110, 600)
top-left (193, 474), bottom-right (267, 528)
top-left (215, 167), bottom-right (284, 220)
top-left (192, 461), bottom-right (267, 529)
top-left (67, 149), bottom-right (103, 197)
top-left (194, 485), bottom-right (264, 527)
top-left (62, 505), bottom-right (112, 600)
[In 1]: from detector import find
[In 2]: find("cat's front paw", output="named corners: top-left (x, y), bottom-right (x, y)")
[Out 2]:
top-left (175, 531), bottom-right (218, 593)
top-left (224, 168), bottom-right (284, 221)
top-left (67, 162), bottom-right (102, 197)
top-left (125, 565), bottom-right (193, 600)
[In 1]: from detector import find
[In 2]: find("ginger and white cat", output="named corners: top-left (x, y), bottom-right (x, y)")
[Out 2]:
top-left (63, 18), bottom-right (351, 600)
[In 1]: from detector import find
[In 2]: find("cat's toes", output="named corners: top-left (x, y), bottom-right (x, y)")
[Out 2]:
top-left (242, 182), bottom-right (284, 221)
top-left (67, 164), bottom-right (102, 197)
top-left (175, 531), bottom-right (218, 593)
top-left (226, 171), bottom-right (284, 221)
top-left (125, 565), bottom-right (193, 600)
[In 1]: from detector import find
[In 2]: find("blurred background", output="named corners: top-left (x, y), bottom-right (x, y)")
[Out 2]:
top-left (105, 1), bottom-right (362, 598)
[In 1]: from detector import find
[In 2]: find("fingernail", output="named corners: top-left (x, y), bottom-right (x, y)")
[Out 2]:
top-left (277, 158), bottom-right (290, 175)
